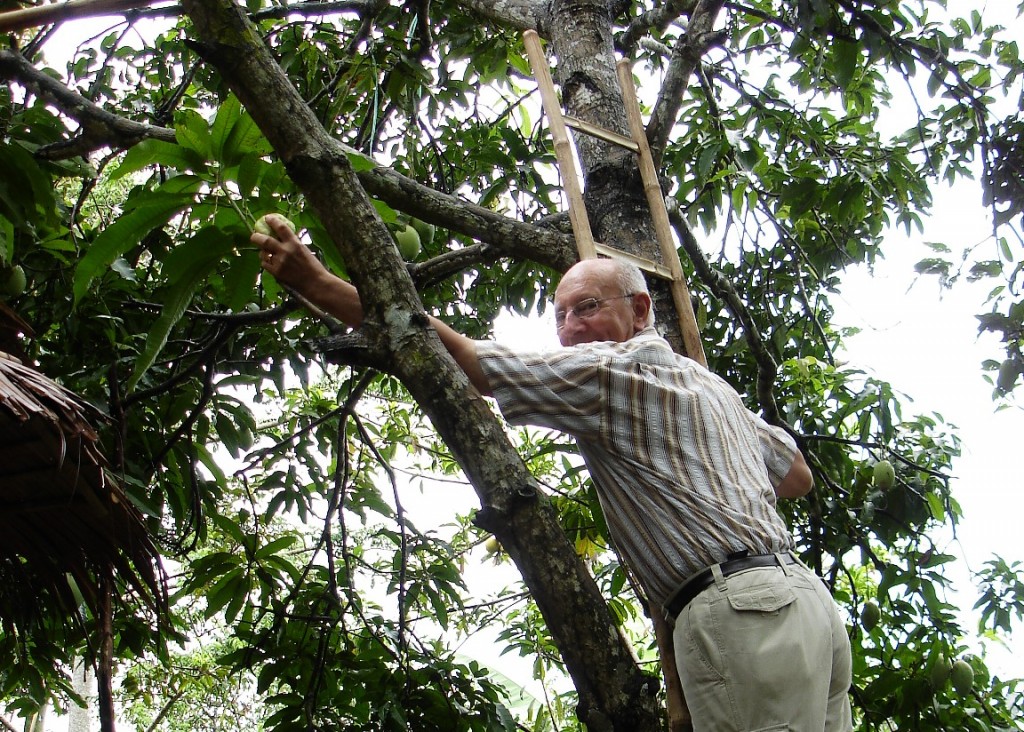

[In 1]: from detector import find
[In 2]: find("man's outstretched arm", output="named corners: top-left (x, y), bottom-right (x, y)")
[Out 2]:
top-left (250, 216), bottom-right (492, 395)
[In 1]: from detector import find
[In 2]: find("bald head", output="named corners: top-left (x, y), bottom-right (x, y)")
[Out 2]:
top-left (553, 259), bottom-right (654, 346)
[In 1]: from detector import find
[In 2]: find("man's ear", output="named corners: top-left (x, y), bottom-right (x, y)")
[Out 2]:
top-left (632, 292), bottom-right (653, 331)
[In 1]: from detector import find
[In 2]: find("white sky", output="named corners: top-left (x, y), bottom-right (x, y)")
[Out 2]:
top-left (832, 0), bottom-right (1024, 677)
top-left (831, 182), bottom-right (1023, 677)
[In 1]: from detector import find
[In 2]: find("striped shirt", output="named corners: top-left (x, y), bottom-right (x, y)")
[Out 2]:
top-left (476, 327), bottom-right (797, 606)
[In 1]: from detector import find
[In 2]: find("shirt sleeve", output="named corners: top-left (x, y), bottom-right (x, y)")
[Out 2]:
top-left (749, 412), bottom-right (800, 488)
top-left (475, 341), bottom-right (606, 438)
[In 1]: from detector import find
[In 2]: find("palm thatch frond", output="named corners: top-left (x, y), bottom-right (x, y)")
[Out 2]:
top-left (0, 352), bottom-right (166, 628)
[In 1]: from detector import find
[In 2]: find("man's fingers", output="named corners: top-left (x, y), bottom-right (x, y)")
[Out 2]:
top-left (250, 230), bottom-right (273, 249)
top-left (265, 214), bottom-right (299, 241)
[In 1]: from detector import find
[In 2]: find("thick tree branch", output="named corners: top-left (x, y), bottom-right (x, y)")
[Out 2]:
top-left (409, 243), bottom-right (500, 289)
top-left (360, 164), bottom-right (578, 273)
top-left (0, 0), bottom-right (157, 33)
top-left (617, 0), bottom-right (697, 55)
top-left (96, 567), bottom-right (116, 732)
top-left (451, 0), bottom-right (545, 33)
top-left (317, 331), bottom-right (389, 370)
top-left (179, 5), bottom-right (662, 729)
top-left (646, 0), bottom-right (727, 166)
top-left (0, 50), bottom-right (176, 156)
top-left (0, 0), bottom-right (377, 33)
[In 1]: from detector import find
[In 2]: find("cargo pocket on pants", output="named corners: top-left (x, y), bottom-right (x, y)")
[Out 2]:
top-left (726, 581), bottom-right (795, 614)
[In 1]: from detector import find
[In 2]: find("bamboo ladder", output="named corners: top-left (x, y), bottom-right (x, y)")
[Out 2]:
top-left (521, 30), bottom-right (706, 366)
top-left (523, 30), bottom-right (699, 731)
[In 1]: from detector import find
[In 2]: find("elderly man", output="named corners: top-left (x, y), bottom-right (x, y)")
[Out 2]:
top-left (252, 217), bottom-right (853, 731)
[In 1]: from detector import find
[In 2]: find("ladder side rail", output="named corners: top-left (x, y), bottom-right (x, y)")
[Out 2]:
top-left (616, 59), bottom-right (707, 365)
top-left (523, 30), bottom-right (598, 260)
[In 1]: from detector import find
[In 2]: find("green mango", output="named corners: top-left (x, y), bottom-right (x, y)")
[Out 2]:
top-left (873, 459), bottom-right (895, 491)
top-left (860, 601), bottom-right (881, 632)
top-left (395, 224), bottom-right (421, 260)
top-left (950, 659), bottom-right (974, 695)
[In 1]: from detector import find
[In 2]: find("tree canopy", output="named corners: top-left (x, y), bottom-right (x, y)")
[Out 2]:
top-left (0, 0), bottom-right (1022, 730)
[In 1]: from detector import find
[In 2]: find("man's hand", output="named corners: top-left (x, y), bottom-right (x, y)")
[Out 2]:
top-left (250, 215), bottom-right (364, 328)
top-left (250, 214), bottom-right (326, 293)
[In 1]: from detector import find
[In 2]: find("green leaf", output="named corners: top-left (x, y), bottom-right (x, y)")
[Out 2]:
top-left (345, 150), bottom-right (376, 172)
top-left (235, 153), bottom-right (263, 199)
top-left (210, 95), bottom-right (243, 161)
top-left (205, 570), bottom-right (245, 619)
top-left (696, 142), bottom-right (720, 182)
top-left (73, 175), bottom-right (203, 304)
top-left (125, 228), bottom-right (233, 393)
top-left (225, 110), bottom-right (271, 162)
top-left (255, 535), bottom-right (298, 560)
top-left (0, 143), bottom-right (56, 222)
top-left (999, 236), bottom-right (1013, 262)
top-left (256, 160), bottom-right (290, 202)
top-left (222, 248), bottom-right (263, 312)
top-left (0, 215), bottom-right (13, 264)
top-left (111, 139), bottom-right (208, 180)
top-left (833, 38), bottom-right (858, 89)
top-left (176, 109), bottom-right (213, 158)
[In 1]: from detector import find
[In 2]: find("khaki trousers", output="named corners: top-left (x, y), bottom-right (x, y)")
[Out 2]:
top-left (672, 560), bottom-right (853, 732)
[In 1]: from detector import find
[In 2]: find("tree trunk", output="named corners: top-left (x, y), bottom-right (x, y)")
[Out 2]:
top-left (544, 1), bottom-right (714, 727)
top-left (546, 0), bottom-right (697, 357)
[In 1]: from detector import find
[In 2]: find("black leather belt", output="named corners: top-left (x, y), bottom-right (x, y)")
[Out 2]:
top-left (664, 552), bottom-right (798, 620)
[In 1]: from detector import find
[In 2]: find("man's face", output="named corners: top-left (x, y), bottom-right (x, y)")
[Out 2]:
top-left (553, 261), bottom-right (646, 347)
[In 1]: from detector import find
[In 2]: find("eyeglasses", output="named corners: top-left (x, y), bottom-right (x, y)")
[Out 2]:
top-left (555, 294), bottom-right (635, 330)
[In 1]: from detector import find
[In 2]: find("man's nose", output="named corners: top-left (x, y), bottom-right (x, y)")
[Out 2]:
top-left (558, 315), bottom-right (585, 343)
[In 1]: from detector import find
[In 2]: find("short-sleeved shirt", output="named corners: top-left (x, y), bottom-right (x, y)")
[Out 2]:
top-left (476, 327), bottom-right (797, 606)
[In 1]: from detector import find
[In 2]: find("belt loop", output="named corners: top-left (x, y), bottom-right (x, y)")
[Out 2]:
top-left (775, 552), bottom-right (792, 576)
top-left (711, 563), bottom-right (727, 591)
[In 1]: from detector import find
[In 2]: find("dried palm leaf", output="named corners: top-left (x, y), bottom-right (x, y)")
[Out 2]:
top-left (0, 354), bottom-right (166, 627)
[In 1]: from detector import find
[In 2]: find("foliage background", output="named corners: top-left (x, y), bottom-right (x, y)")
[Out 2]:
top-left (0, 0), bottom-right (1022, 730)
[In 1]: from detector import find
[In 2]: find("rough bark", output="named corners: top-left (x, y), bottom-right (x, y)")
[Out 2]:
top-left (180, 2), bottom-right (663, 729)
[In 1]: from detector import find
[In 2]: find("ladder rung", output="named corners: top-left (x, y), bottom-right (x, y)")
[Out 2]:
top-left (594, 243), bottom-right (675, 281)
top-left (564, 115), bottom-right (640, 153)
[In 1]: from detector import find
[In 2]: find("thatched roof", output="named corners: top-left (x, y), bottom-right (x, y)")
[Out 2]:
top-left (0, 350), bottom-right (166, 625)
